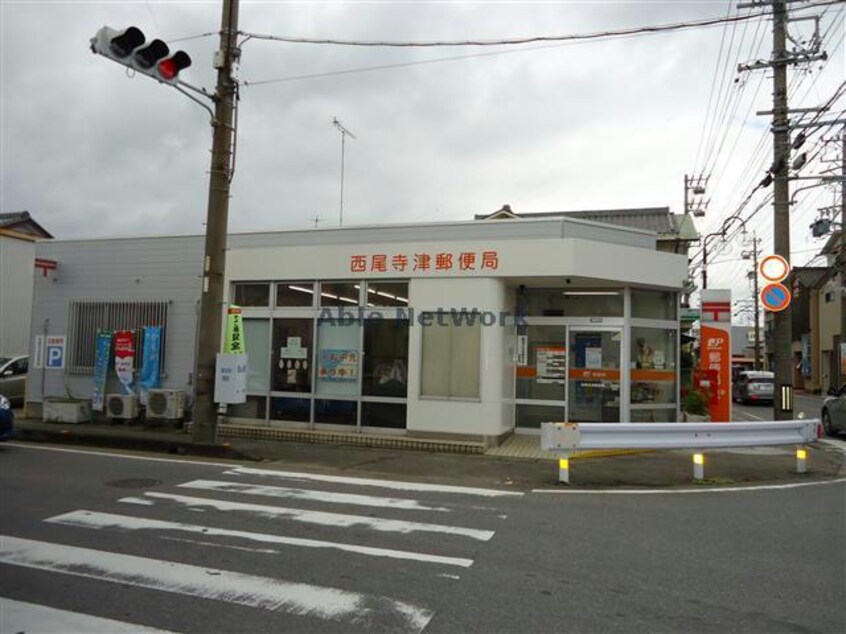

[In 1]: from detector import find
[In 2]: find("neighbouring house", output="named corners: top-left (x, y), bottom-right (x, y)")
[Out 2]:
top-left (0, 211), bottom-right (53, 356)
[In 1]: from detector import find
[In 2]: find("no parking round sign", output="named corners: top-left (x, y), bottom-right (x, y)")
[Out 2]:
top-left (760, 282), bottom-right (791, 312)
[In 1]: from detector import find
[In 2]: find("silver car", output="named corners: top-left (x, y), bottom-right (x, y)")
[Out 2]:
top-left (0, 355), bottom-right (28, 406)
top-left (822, 383), bottom-right (846, 437)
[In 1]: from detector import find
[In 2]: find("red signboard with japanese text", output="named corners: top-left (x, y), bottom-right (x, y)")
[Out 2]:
top-left (699, 290), bottom-right (731, 422)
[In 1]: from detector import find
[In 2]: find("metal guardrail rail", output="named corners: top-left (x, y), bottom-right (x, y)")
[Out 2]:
top-left (541, 420), bottom-right (822, 483)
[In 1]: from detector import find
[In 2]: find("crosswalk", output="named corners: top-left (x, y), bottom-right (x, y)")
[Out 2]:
top-left (0, 464), bottom-right (523, 633)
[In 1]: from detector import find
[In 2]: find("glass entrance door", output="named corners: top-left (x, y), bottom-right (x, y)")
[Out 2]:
top-left (567, 329), bottom-right (621, 423)
top-left (514, 325), bottom-right (567, 429)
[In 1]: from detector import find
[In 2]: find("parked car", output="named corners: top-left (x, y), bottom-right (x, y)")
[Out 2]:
top-left (821, 383), bottom-right (846, 437)
top-left (0, 355), bottom-right (28, 406)
top-left (0, 394), bottom-right (14, 441)
top-left (733, 370), bottom-right (774, 405)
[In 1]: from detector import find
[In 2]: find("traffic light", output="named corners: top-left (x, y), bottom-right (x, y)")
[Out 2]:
top-left (90, 26), bottom-right (192, 85)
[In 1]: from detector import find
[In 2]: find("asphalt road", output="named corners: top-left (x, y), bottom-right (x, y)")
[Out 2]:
top-left (1, 442), bottom-right (844, 633)
top-left (731, 392), bottom-right (826, 423)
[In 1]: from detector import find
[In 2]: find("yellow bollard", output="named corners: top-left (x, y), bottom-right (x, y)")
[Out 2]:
top-left (796, 447), bottom-right (808, 474)
top-left (558, 457), bottom-right (570, 484)
top-left (692, 453), bottom-right (705, 481)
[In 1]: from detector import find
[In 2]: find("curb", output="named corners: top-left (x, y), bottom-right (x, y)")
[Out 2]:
top-left (12, 424), bottom-right (256, 462)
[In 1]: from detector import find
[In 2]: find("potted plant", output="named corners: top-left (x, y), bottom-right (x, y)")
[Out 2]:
top-left (681, 389), bottom-right (710, 422)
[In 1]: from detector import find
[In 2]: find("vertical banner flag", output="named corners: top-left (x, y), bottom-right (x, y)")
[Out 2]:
top-left (114, 330), bottom-right (136, 395)
top-left (92, 331), bottom-right (112, 411)
top-left (699, 289), bottom-right (732, 422)
top-left (139, 326), bottom-right (162, 405)
top-left (225, 306), bottom-right (245, 354)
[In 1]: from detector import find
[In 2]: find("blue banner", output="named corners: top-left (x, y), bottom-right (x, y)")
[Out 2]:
top-left (92, 331), bottom-right (112, 412)
top-left (139, 326), bottom-right (162, 405)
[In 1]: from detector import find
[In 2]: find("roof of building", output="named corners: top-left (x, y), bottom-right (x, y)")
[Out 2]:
top-left (793, 266), bottom-right (831, 289)
top-left (474, 205), bottom-right (699, 240)
top-left (0, 211), bottom-right (53, 239)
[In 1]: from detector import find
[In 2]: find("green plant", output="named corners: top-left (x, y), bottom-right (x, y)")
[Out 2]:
top-left (682, 389), bottom-right (709, 416)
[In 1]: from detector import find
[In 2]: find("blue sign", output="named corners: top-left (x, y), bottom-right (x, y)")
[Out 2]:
top-left (45, 335), bottom-right (66, 369)
top-left (760, 283), bottom-right (791, 312)
top-left (92, 331), bottom-right (112, 411)
top-left (139, 326), bottom-right (162, 404)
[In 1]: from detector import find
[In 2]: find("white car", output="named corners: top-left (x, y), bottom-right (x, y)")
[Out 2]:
top-left (0, 355), bottom-right (28, 406)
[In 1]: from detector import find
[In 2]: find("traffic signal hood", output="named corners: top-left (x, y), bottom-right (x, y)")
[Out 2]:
top-left (90, 26), bottom-right (192, 85)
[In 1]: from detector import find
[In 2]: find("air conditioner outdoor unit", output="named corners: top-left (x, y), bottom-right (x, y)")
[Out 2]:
top-left (147, 389), bottom-right (185, 420)
top-left (106, 394), bottom-right (139, 420)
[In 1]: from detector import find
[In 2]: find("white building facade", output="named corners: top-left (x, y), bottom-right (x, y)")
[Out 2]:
top-left (27, 216), bottom-right (688, 443)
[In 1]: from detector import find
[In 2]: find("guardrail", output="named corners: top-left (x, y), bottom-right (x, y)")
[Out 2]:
top-left (540, 420), bottom-right (822, 484)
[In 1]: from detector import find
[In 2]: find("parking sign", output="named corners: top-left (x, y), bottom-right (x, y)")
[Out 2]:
top-left (45, 335), bottom-right (66, 369)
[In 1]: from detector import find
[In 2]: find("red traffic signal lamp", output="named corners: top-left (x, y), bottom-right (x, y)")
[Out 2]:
top-left (90, 26), bottom-right (192, 85)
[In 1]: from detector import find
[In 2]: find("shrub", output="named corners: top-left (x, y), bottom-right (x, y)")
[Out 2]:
top-left (682, 389), bottom-right (709, 416)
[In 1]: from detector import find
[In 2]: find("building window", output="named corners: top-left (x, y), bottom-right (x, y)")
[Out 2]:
top-left (363, 319), bottom-right (409, 397)
top-left (825, 291), bottom-right (834, 303)
top-left (243, 319), bottom-right (270, 392)
top-left (420, 316), bottom-right (481, 399)
top-left (271, 318), bottom-right (313, 393)
top-left (631, 327), bottom-right (677, 405)
top-left (316, 319), bottom-right (360, 396)
top-left (233, 283), bottom-right (270, 307)
top-left (276, 282), bottom-right (316, 307)
top-left (363, 281), bottom-right (409, 307)
top-left (632, 289), bottom-right (677, 320)
top-left (67, 300), bottom-right (168, 373)
top-left (319, 281), bottom-right (360, 307)
top-left (525, 288), bottom-right (623, 317)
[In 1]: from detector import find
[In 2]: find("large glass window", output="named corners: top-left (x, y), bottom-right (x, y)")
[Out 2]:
top-left (315, 399), bottom-right (357, 426)
top-left (516, 325), bottom-right (567, 403)
top-left (364, 281), bottom-right (409, 308)
top-left (631, 327), bottom-right (677, 405)
top-left (233, 283), bottom-right (270, 307)
top-left (363, 319), bottom-right (409, 397)
top-left (420, 316), bottom-right (481, 399)
top-left (362, 402), bottom-right (407, 429)
top-left (271, 318), bottom-right (313, 393)
top-left (316, 319), bottom-right (360, 396)
top-left (516, 404), bottom-right (566, 430)
top-left (270, 396), bottom-right (310, 422)
top-left (319, 281), bottom-right (360, 307)
top-left (525, 289), bottom-right (622, 317)
top-left (276, 282), bottom-right (315, 307)
top-left (243, 319), bottom-right (269, 392)
top-left (632, 290), bottom-right (677, 320)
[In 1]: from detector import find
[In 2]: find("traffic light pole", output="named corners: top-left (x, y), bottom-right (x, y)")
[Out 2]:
top-left (192, 0), bottom-right (240, 444)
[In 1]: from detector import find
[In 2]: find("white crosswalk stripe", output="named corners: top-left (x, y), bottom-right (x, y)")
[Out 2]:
top-left (0, 536), bottom-right (433, 632)
top-left (4, 467), bottom-right (514, 632)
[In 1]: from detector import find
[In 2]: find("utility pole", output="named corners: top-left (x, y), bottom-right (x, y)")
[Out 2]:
top-left (769, 0), bottom-right (793, 419)
top-left (738, 0), bottom-right (824, 418)
top-left (333, 117), bottom-right (356, 227)
top-left (743, 233), bottom-right (762, 370)
top-left (192, 0), bottom-right (240, 444)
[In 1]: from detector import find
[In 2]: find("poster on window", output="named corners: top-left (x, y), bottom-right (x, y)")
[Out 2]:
top-left (318, 349), bottom-right (358, 381)
top-left (537, 345), bottom-right (566, 384)
top-left (139, 326), bottom-right (162, 405)
top-left (114, 330), bottom-right (135, 395)
top-left (92, 331), bottom-right (112, 411)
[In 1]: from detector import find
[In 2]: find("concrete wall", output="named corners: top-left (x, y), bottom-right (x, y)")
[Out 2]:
top-left (817, 275), bottom-right (842, 392)
top-left (0, 235), bottom-right (36, 356)
top-left (26, 236), bottom-right (204, 411)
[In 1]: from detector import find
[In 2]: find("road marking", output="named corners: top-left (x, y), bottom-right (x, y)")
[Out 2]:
top-left (179, 479), bottom-right (451, 512)
top-left (0, 598), bottom-right (174, 633)
top-left (0, 536), bottom-right (432, 633)
top-left (4, 442), bottom-right (233, 467)
top-left (531, 476), bottom-right (846, 494)
top-left (227, 466), bottom-right (524, 497)
top-left (737, 411), bottom-right (765, 421)
top-left (127, 492), bottom-right (496, 541)
top-left (120, 497), bottom-right (155, 506)
top-left (46, 510), bottom-right (475, 568)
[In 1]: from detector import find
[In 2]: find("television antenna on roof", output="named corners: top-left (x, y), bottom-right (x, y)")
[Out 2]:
top-left (332, 117), bottom-right (356, 227)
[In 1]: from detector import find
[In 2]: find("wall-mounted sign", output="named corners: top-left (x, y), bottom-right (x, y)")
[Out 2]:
top-left (537, 345), bottom-right (566, 383)
top-left (760, 282), bottom-right (791, 312)
top-left (759, 254), bottom-right (790, 283)
top-left (45, 335), bottom-right (66, 370)
top-left (319, 349), bottom-right (358, 381)
top-left (280, 336), bottom-right (308, 360)
top-left (349, 250), bottom-right (499, 274)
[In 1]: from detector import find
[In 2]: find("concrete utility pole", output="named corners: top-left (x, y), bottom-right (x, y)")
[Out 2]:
top-left (840, 130), bottom-right (845, 382)
top-left (192, 0), bottom-right (240, 444)
top-left (743, 233), bottom-right (762, 370)
top-left (333, 118), bottom-right (356, 227)
top-left (769, 0), bottom-right (793, 419)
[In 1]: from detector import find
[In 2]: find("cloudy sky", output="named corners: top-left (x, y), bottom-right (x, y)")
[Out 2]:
top-left (1, 0), bottom-right (843, 306)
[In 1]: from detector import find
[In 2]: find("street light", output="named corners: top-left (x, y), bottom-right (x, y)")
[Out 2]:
top-left (700, 214), bottom-right (749, 290)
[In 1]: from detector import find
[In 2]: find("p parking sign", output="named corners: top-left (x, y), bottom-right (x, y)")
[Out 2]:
top-left (45, 335), bottom-right (66, 369)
